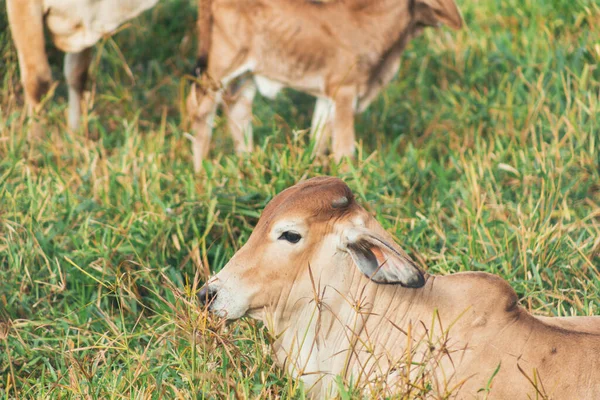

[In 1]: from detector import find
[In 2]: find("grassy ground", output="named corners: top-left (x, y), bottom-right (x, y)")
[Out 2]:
top-left (1, 0), bottom-right (599, 398)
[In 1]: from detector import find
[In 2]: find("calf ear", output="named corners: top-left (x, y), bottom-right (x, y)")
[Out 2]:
top-left (345, 230), bottom-right (425, 288)
top-left (416, 0), bottom-right (463, 30)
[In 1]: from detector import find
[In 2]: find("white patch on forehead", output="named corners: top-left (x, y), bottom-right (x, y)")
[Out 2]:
top-left (351, 215), bottom-right (366, 227)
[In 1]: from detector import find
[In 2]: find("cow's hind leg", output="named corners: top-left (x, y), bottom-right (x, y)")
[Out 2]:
top-left (64, 48), bottom-right (93, 131)
top-left (310, 97), bottom-right (334, 157)
top-left (331, 86), bottom-right (357, 162)
top-left (224, 78), bottom-right (256, 154)
top-left (7, 0), bottom-right (52, 126)
top-left (187, 43), bottom-right (250, 171)
top-left (187, 82), bottom-right (222, 172)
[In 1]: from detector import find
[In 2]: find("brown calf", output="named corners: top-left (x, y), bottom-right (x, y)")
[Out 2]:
top-left (187, 0), bottom-right (463, 171)
top-left (200, 177), bottom-right (600, 398)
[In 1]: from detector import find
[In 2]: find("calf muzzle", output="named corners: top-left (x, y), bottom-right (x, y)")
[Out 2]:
top-left (198, 285), bottom-right (218, 307)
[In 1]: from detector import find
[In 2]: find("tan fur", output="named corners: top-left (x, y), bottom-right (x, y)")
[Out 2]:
top-left (187, 0), bottom-right (463, 171)
top-left (197, 0), bottom-right (213, 67)
top-left (7, 0), bottom-right (157, 131)
top-left (201, 177), bottom-right (600, 398)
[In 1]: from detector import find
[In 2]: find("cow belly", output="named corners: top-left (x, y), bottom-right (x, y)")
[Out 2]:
top-left (254, 73), bottom-right (326, 99)
top-left (254, 76), bottom-right (283, 99)
top-left (44, 0), bottom-right (158, 52)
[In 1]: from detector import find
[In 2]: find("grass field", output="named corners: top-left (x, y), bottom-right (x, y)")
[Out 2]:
top-left (1, 0), bottom-right (599, 397)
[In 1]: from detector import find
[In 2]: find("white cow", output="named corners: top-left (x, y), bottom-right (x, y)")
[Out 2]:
top-left (7, 0), bottom-right (158, 130)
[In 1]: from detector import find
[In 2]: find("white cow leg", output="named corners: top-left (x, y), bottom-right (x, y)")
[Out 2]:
top-left (225, 78), bottom-right (257, 154)
top-left (310, 97), bottom-right (334, 157)
top-left (331, 86), bottom-right (357, 161)
top-left (64, 48), bottom-right (93, 131)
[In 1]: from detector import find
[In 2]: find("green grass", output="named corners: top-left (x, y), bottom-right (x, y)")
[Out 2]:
top-left (1, 0), bottom-right (599, 397)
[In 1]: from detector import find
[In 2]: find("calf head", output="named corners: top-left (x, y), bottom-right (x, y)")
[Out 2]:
top-left (199, 177), bottom-right (425, 320)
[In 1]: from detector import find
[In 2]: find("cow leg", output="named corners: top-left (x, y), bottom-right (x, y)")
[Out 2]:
top-left (187, 41), bottom-right (250, 171)
top-left (310, 97), bottom-right (334, 157)
top-left (187, 83), bottom-right (222, 172)
top-left (64, 48), bottom-right (93, 131)
top-left (331, 86), bottom-right (357, 162)
top-left (6, 0), bottom-right (52, 124)
top-left (224, 78), bottom-right (257, 154)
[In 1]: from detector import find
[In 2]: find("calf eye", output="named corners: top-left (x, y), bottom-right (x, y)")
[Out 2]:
top-left (279, 231), bottom-right (302, 244)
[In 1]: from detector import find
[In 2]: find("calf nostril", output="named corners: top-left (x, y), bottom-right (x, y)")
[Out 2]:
top-left (198, 286), bottom-right (217, 306)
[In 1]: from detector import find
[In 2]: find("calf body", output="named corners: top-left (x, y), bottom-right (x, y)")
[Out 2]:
top-left (7, 0), bottom-right (157, 130)
top-left (200, 177), bottom-right (600, 398)
top-left (188, 0), bottom-right (462, 171)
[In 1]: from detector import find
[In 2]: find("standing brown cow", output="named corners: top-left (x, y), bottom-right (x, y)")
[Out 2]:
top-left (187, 0), bottom-right (463, 171)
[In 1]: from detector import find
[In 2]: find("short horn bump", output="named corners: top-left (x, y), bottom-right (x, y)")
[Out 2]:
top-left (331, 196), bottom-right (349, 209)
